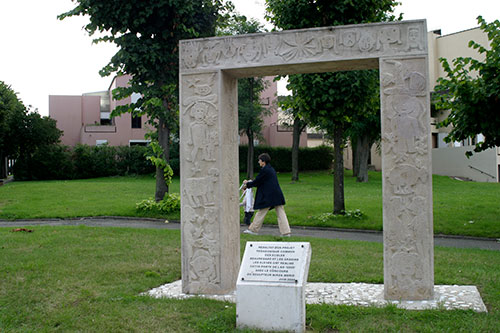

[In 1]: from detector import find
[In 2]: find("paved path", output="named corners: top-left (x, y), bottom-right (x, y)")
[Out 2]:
top-left (1, 217), bottom-right (499, 251)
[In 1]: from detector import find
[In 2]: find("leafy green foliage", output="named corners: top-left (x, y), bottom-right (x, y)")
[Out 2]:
top-left (136, 194), bottom-right (181, 214)
top-left (0, 81), bottom-right (26, 160)
top-left (265, 0), bottom-right (400, 30)
top-left (238, 145), bottom-right (333, 172)
top-left (12, 144), bottom-right (74, 180)
top-left (12, 145), bottom-right (155, 180)
top-left (0, 81), bottom-right (63, 178)
top-left (265, 0), bottom-right (398, 212)
top-left (435, 16), bottom-right (500, 156)
top-left (146, 140), bottom-right (174, 186)
top-left (59, 0), bottom-right (230, 199)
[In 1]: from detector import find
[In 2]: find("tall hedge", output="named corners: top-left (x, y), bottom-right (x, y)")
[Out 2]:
top-left (238, 145), bottom-right (333, 173)
top-left (13, 143), bottom-right (332, 180)
top-left (13, 144), bottom-right (155, 180)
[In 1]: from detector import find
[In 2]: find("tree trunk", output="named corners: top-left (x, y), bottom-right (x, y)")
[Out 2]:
top-left (351, 138), bottom-right (359, 178)
top-left (246, 129), bottom-right (254, 179)
top-left (356, 134), bottom-right (370, 183)
top-left (155, 116), bottom-right (170, 202)
top-left (0, 152), bottom-right (5, 179)
top-left (333, 126), bottom-right (345, 214)
top-left (246, 78), bottom-right (255, 180)
top-left (291, 117), bottom-right (302, 182)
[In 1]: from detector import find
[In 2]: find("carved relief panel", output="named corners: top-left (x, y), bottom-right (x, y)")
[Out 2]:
top-left (380, 57), bottom-right (434, 300)
top-left (180, 72), bottom-right (222, 293)
top-left (180, 21), bottom-right (427, 73)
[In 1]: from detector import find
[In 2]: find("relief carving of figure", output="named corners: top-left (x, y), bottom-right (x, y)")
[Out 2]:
top-left (377, 27), bottom-right (402, 51)
top-left (187, 102), bottom-right (209, 163)
top-left (238, 38), bottom-right (265, 63)
top-left (182, 41), bottom-right (200, 69)
top-left (320, 35), bottom-right (338, 54)
top-left (340, 30), bottom-right (359, 48)
top-left (386, 195), bottom-right (428, 255)
top-left (382, 60), bottom-right (426, 97)
top-left (183, 168), bottom-right (219, 208)
top-left (358, 32), bottom-right (376, 52)
top-left (190, 248), bottom-right (218, 286)
top-left (221, 38), bottom-right (238, 59)
top-left (183, 74), bottom-right (219, 169)
top-left (388, 252), bottom-right (424, 298)
top-left (404, 71), bottom-right (426, 97)
top-left (183, 206), bottom-right (220, 287)
top-left (390, 97), bottom-right (425, 155)
top-left (387, 164), bottom-right (428, 196)
top-left (407, 26), bottom-right (424, 51)
top-left (201, 40), bottom-right (223, 66)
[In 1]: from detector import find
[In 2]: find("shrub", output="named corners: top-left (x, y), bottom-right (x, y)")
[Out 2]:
top-left (308, 209), bottom-right (366, 226)
top-left (13, 144), bottom-right (156, 180)
top-left (136, 194), bottom-right (181, 214)
top-left (13, 144), bottom-right (74, 180)
top-left (116, 145), bottom-right (155, 175)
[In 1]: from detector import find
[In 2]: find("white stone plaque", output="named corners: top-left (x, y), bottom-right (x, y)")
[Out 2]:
top-left (239, 242), bottom-right (310, 284)
top-left (236, 241), bottom-right (312, 332)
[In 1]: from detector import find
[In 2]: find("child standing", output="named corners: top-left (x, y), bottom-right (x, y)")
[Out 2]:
top-left (239, 183), bottom-right (254, 225)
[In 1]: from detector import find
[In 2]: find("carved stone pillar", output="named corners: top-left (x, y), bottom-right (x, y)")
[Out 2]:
top-left (179, 70), bottom-right (240, 294)
top-left (380, 56), bottom-right (434, 300)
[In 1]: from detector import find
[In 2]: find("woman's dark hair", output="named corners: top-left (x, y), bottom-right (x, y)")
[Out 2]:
top-left (258, 153), bottom-right (271, 164)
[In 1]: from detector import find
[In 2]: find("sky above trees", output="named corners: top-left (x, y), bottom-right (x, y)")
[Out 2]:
top-left (0, 0), bottom-right (498, 116)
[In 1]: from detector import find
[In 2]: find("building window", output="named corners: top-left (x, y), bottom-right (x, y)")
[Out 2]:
top-left (129, 140), bottom-right (150, 146)
top-left (131, 115), bottom-right (141, 128)
top-left (96, 139), bottom-right (108, 146)
top-left (432, 133), bottom-right (438, 148)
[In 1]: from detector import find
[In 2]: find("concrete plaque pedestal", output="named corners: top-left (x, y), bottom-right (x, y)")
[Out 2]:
top-left (236, 242), bottom-right (312, 333)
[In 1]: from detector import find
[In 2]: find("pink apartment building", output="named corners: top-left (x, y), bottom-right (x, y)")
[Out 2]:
top-left (50, 75), bottom-right (307, 148)
top-left (239, 76), bottom-right (308, 148)
top-left (49, 75), bottom-right (152, 147)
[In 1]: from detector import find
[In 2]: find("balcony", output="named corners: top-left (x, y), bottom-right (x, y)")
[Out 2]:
top-left (84, 124), bottom-right (116, 133)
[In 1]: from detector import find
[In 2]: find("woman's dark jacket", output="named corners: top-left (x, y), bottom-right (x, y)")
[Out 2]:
top-left (246, 164), bottom-right (285, 210)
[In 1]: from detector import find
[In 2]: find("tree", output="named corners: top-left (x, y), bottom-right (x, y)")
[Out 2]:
top-left (277, 94), bottom-right (307, 182)
top-left (265, 0), bottom-right (398, 213)
top-left (238, 77), bottom-right (269, 179)
top-left (60, 0), bottom-right (228, 201)
top-left (0, 81), bottom-right (24, 178)
top-left (435, 16), bottom-right (500, 157)
top-left (218, 15), bottom-right (269, 179)
top-left (347, 71), bottom-right (381, 183)
top-left (0, 81), bottom-right (62, 179)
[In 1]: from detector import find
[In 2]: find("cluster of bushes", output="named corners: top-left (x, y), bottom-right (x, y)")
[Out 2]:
top-left (13, 142), bottom-right (332, 180)
top-left (238, 145), bottom-right (333, 173)
top-left (13, 144), bottom-right (157, 181)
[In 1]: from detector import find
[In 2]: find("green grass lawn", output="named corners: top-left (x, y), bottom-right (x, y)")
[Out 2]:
top-left (0, 227), bottom-right (498, 332)
top-left (1, 170), bottom-right (499, 238)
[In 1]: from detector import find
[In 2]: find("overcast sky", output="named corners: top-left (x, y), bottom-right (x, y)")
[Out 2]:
top-left (0, 0), bottom-right (498, 116)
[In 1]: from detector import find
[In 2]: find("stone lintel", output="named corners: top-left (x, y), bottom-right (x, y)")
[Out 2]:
top-left (180, 20), bottom-right (427, 77)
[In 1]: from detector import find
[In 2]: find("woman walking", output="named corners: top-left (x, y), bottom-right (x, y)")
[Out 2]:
top-left (242, 153), bottom-right (291, 237)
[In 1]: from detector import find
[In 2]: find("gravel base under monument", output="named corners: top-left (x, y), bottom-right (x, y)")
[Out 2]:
top-left (143, 280), bottom-right (487, 312)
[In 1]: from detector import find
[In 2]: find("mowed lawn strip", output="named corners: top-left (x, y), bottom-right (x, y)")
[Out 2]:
top-left (1, 170), bottom-right (499, 238)
top-left (0, 227), bottom-right (498, 331)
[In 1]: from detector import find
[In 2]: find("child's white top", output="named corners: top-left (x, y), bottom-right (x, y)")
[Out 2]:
top-left (239, 185), bottom-right (254, 212)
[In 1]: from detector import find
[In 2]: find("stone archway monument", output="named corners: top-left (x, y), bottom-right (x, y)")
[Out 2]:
top-left (179, 20), bottom-right (433, 301)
